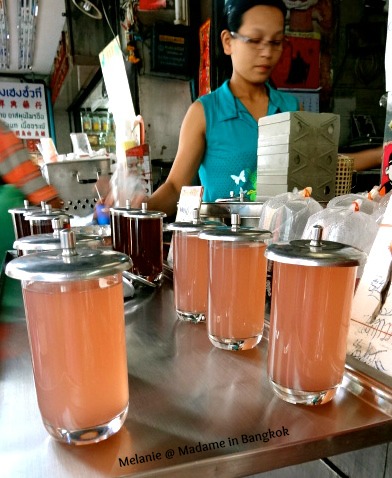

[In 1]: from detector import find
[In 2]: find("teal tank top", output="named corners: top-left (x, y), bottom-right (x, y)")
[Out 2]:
top-left (197, 80), bottom-right (299, 202)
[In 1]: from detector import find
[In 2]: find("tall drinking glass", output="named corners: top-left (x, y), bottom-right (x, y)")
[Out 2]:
top-left (265, 225), bottom-right (365, 405)
top-left (199, 214), bottom-right (271, 351)
top-left (6, 230), bottom-right (132, 444)
top-left (8, 200), bottom-right (41, 240)
top-left (123, 203), bottom-right (166, 283)
top-left (168, 212), bottom-right (224, 323)
top-left (110, 201), bottom-right (135, 258)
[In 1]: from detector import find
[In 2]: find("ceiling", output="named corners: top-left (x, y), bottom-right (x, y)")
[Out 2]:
top-left (1, 0), bottom-right (67, 76)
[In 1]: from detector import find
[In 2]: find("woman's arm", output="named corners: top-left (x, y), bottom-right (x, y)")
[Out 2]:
top-left (145, 101), bottom-right (207, 216)
top-left (348, 145), bottom-right (383, 171)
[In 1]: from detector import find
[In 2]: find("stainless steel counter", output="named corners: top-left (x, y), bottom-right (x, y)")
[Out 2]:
top-left (1, 279), bottom-right (392, 478)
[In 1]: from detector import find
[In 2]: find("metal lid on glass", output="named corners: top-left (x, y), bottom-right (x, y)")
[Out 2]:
top-left (167, 208), bottom-right (226, 233)
top-left (8, 200), bottom-right (41, 215)
top-left (14, 218), bottom-right (102, 252)
top-left (265, 225), bottom-right (366, 267)
top-left (110, 199), bottom-right (139, 214)
top-left (122, 202), bottom-right (167, 219)
top-left (198, 214), bottom-right (272, 242)
top-left (6, 229), bottom-right (132, 282)
top-left (26, 204), bottom-right (72, 222)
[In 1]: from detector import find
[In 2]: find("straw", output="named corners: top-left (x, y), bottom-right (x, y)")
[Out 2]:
top-left (95, 184), bottom-right (103, 202)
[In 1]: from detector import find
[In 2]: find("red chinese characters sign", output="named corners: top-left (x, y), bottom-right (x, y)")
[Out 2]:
top-left (199, 19), bottom-right (211, 97)
top-left (0, 81), bottom-right (50, 139)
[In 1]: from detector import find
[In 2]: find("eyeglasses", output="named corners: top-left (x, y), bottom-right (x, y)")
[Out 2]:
top-left (230, 32), bottom-right (284, 51)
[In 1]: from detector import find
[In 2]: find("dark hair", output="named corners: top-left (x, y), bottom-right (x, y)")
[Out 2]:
top-left (223, 0), bottom-right (287, 32)
top-left (214, 0), bottom-right (287, 88)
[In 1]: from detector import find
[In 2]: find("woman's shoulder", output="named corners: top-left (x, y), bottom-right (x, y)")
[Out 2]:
top-left (197, 81), bottom-right (230, 107)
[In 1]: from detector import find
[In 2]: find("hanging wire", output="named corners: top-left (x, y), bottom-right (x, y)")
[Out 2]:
top-left (100, 0), bottom-right (128, 61)
top-left (100, 0), bottom-right (118, 40)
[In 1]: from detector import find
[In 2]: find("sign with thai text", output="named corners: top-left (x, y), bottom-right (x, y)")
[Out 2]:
top-left (151, 24), bottom-right (191, 77)
top-left (0, 81), bottom-right (50, 139)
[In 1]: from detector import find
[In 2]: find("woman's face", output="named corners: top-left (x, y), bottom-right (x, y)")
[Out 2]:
top-left (222, 5), bottom-right (285, 84)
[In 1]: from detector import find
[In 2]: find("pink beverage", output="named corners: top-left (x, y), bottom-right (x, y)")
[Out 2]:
top-left (268, 263), bottom-right (357, 405)
top-left (208, 241), bottom-right (267, 350)
top-left (173, 231), bottom-right (208, 322)
top-left (22, 275), bottom-right (129, 444)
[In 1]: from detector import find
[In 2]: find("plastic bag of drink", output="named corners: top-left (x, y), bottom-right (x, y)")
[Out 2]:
top-left (302, 201), bottom-right (378, 278)
top-left (327, 193), bottom-right (378, 215)
top-left (370, 189), bottom-right (392, 224)
top-left (258, 187), bottom-right (323, 243)
top-left (303, 202), bottom-right (378, 253)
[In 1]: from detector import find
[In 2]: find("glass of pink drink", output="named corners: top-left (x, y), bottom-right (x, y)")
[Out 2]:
top-left (207, 241), bottom-right (268, 350)
top-left (173, 231), bottom-right (208, 323)
top-left (22, 277), bottom-right (129, 444)
top-left (268, 263), bottom-right (357, 405)
top-left (265, 226), bottom-right (364, 405)
top-left (199, 215), bottom-right (271, 351)
top-left (5, 230), bottom-right (132, 444)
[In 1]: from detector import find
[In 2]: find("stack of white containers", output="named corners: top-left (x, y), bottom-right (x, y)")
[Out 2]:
top-left (257, 112), bottom-right (340, 202)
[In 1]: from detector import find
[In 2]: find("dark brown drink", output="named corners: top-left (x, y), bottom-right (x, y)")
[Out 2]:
top-left (8, 203), bottom-right (41, 240)
top-left (128, 216), bottom-right (163, 282)
top-left (27, 209), bottom-right (71, 236)
top-left (110, 205), bottom-right (135, 257)
top-left (123, 204), bottom-right (166, 283)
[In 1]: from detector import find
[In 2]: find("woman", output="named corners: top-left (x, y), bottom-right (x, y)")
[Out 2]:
top-left (142, 0), bottom-right (299, 216)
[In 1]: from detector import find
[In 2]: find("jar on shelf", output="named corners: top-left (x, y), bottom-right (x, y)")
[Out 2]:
top-left (101, 115), bottom-right (109, 133)
top-left (82, 113), bottom-right (92, 132)
top-left (92, 115), bottom-right (102, 133)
